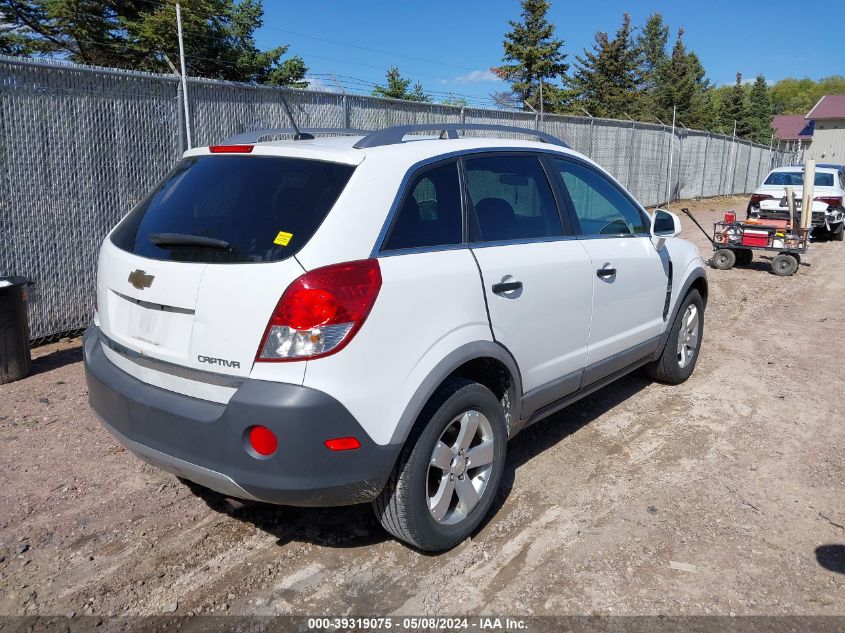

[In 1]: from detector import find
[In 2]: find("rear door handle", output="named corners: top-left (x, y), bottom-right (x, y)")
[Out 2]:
top-left (596, 267), bottom-right (617, 278)
top-left (492, 281), bottom-right (523, 294)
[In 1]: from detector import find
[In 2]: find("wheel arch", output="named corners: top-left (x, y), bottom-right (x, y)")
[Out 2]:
top-left (389, 341), bottom-right (523, 445)
top-left (655, 267), bottom-right (708, 360)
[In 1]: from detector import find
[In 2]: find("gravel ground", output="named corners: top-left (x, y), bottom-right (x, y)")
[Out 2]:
top-left (0, 196), bottom-right (843, 618)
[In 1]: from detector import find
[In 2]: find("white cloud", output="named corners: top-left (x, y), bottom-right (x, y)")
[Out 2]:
top-left (452, 69), bottom-right (500, 84)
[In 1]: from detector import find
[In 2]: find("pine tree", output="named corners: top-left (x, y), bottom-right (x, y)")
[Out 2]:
top-left (0, 0), bottom-right (307, 86)
top-left (372, 66), bottom-right (430, 102)
top-left (719, 72), bottom-right (747, 136)
top-left (744, 75), bottom-right (773, 143)
top-left (494, 0), bottom-right (568, 112)
top-left (634, 13), bottom-right (669, 116)
top-left (654, 28), bottom-right (712, 127)
top-left (569, 13), bottom-right (639, 119)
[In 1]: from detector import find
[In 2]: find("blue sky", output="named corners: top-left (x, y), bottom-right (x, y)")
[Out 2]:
top-left (254, 0), bottom-right (841, 106)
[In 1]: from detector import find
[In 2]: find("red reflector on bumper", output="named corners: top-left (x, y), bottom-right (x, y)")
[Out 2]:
top-left (324, 437), bottom-right (361, 451)
top-left (248, 426), bottom-right (277, 456)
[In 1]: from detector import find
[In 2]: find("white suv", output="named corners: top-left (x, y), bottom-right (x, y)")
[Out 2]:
top-left (83, 124), bottom-right (707, 551)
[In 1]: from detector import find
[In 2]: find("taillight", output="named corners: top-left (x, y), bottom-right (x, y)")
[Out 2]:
top-left (209, 144), bottom-right (254, 153)
top-left (749, 194), bottom-right (774, 206)
top-left (256, 259), bottom-right (382, 362)
top-left (815, 196), bottom-right (843, 207)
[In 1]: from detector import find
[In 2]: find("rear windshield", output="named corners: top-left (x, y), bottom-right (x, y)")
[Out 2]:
top-left (111, 155), bottom-right (355, 263)
top-left (764, 171), bottom-right (834, 187)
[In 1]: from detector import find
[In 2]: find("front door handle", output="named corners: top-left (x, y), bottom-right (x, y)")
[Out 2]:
top-left (492, 281), bottom-right (523, 294)
top-left (596, 267), bottom-right (617, 278)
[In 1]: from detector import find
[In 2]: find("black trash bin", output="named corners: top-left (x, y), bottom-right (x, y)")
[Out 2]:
top-left (0, 276), bottom-right (33, 384)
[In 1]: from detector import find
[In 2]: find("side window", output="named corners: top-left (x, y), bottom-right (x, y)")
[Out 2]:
top-left (382, 162), bottom-right (462, 251)
top-left (553, 158), bottom-right (647, 236)
top-left (464, 155), bottom-right (563, 242)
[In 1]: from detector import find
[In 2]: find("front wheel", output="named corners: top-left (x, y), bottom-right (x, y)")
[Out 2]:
top-left (831, 222), bottom-right (844, 241)
top-left (712, 248), bottom-right (736, 270)
top-left (646, 290), bottom-right (705, 385)
top-left (373, 378), bottom-right (507, 552)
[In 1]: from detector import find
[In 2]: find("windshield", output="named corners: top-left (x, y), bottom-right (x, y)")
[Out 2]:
top-left (111, 155), bottom-right (355, 263)
top-left (763, 171), bottom-right (834, 187)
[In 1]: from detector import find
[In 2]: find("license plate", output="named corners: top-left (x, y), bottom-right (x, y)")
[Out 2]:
top-left (779, 197), bottom-right (801, 209)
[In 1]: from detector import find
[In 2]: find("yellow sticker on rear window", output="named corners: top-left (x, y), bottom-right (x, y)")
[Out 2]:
top-left (273, 231), bottom-right (293, 247)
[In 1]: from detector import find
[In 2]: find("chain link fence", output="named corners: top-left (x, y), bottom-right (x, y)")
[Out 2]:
top-left (0, 55), bottom-right (795, 342)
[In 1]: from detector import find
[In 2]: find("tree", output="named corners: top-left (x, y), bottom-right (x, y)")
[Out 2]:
top-left (569, 14), bottom-right (639, 119)
top-left (372, 66), bottom-right (430, 102)
top-left (494, 0), bottom-right (568, 112)
top-left (770, 75), bottom-right (845, 114)
top-left (744, 75), bottom-right (773, 143)
top-left (718, 72), bottom-right (747, 135)
top-left (0, 0), bottom-right (307, 86)
top-left (634, 13), bottom-right (669, 116)
top-left (569, 13), bottom-right (639, 119)
top-left (653, 28), bottom-right (712, 128)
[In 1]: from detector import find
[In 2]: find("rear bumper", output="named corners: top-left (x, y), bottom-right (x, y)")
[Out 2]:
top-left (83, 326), bottom-right (399, 506)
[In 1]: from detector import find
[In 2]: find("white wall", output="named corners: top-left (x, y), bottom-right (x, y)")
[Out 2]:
top-left (806, 119), bottom-right (845, 163)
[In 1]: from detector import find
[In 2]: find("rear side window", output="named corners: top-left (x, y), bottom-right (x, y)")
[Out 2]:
top-left (382, 162), bottom-right (462, 251)
top-left (464, 155), bottom-right (562, 242)
top-left (111, 156), bottom-right (355, 263)
top-left (764, 171), bottom-right (834, 187)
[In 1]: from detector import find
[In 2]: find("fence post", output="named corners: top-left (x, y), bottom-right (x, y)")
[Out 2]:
top-left (656, 126), bottom-right (667, 206)
top-left (699, 132), bottom-right (710, 198)
top-left (175, 81), bottom-right (186, 154)
top-left (767, 134), bottom-right (773, 172)
top-left (675, 131), bottom-right (684, 201)
top-left (743, 139), bottom-right (752, 194)
top-left (460, 106), bottom-right (466, 124)
top-left (342, 93), bottom-right (350, 129)
top-left (626, 121), bottom-right (637, 194)
top-left (730, 139), bottom-right (739, 194)
top-left (588, 118), bottom-right (594, 158)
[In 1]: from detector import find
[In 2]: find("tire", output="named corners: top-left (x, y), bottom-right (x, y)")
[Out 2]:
top-left (646, 290), bottom-right (705, 385)
top-left (831, 223), bottom-right (844, 241)
top-left (734, 249), bottom-right (753, 266)
top-left (771, 253), bottom-right (799, 276)
top-left (712, 249), bottom-right (736, 270)
top-left (373, 378), bottom-right (507, 552)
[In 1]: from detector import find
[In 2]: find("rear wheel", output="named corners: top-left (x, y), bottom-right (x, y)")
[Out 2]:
top-left (712, 249), bottom-right (736, 270)
top-left (771, 253), bottom-right (799, 276)
top-left (831, 223), bottom-right (844, 241)
top-left (373, 378), bottom-right (507, 552)
top-left (647, 290), bottom-right (704, 385)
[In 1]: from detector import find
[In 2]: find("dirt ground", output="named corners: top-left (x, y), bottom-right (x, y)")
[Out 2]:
top-left (0, 195), bottom-right (843, 618)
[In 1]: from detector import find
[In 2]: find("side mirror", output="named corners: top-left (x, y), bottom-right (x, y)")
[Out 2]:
top-left (650, 209), bottom-right (681, 250)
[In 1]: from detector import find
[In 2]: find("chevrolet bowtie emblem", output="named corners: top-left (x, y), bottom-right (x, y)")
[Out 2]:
top-left (128, 269), bottom-right (155, 290)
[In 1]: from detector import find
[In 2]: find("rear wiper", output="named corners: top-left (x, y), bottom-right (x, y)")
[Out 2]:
top-left (149, 233), bottom-right (230, 249)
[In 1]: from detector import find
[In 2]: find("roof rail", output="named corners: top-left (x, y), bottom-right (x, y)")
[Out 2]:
top-left (353, 123), bottom-right (569, 149)
top-left (220, 127), bottom-right (373, 145)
